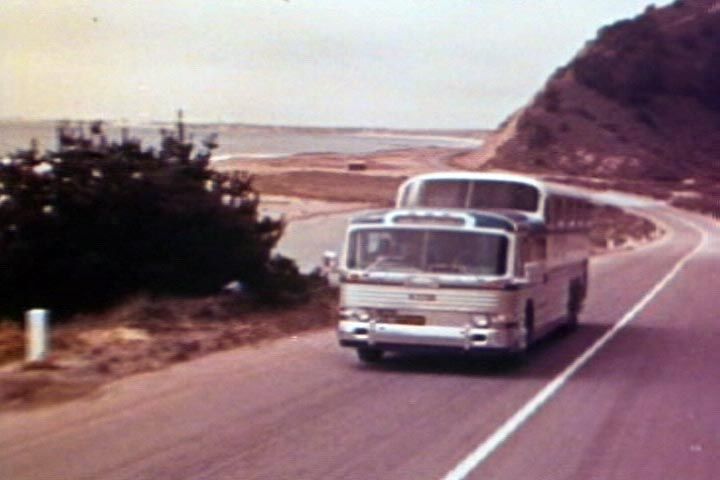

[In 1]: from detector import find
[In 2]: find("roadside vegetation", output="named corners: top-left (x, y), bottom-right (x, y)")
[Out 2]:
top-left (0, 118), bottom-right (340, 408)
top-left (0, 118), bottom-right (315, 321)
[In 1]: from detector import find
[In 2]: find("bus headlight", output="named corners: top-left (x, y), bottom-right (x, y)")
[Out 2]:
top-left (471, 314), bottom-right (491, 327)
top-left (489, 314), bottom-right (510, 325)
top-left (471, 313), bottom-right (512, 328)
top-left (340, 308), bottom-right (371, 322)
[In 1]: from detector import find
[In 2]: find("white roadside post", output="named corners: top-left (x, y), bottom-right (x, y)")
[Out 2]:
top-left (25, 309), bottom-right (50, 362)
top-left (321, 250), bottom-right (339, 287)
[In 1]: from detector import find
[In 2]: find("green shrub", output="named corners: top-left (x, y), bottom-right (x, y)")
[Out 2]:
top-left (0, 120), bottom-right (307, 318)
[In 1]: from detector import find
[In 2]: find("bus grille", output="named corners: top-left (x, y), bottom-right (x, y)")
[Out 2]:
top-left (342, 283), bottom-right (502, 312)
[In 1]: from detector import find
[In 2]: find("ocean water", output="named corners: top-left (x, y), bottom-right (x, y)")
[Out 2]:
top-left (0, 121), bottom-right (483, 160)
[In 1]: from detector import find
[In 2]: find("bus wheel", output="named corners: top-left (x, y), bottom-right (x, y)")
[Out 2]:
top-left (565, 282), bottom-right (582, 331)
top-left (357, 347), bottom-right (384, 363)
top-left (522, 303), bottom-right (535, 350)
top-left (509, 303), bottom-right (534, 364)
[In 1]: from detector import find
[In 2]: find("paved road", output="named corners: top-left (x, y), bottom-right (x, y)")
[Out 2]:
top-left (1, 202), bottom-right (718, 480)
top-left (275, 212), bottom-right (353, 272)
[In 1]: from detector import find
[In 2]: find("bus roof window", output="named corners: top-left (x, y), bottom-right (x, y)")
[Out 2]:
top-left (469, 181), bottom-right (539, 212)
top-left (416, 180), bottom-right (470, 208)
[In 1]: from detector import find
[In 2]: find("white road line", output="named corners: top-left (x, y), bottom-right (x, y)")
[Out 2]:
top-left (441, 214), bottom-right (709, 480)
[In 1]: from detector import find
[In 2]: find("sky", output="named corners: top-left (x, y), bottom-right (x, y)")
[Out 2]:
top-left (0, 1), bottom-right (673, 129)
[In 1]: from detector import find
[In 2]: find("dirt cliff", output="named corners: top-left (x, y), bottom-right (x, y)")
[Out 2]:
top-left (482, 0), bottom-right (720, 194)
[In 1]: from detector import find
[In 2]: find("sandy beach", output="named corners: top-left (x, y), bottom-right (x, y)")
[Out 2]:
top-left (218, 146), bottom-right (478, 217)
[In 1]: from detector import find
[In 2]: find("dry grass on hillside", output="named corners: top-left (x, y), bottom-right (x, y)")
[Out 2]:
top-left (0, 322), bottom-right (24, 365)
top-left (590, 205), bottom-right (659, 251)
top-left (0, 289), bottom-right (337, 411)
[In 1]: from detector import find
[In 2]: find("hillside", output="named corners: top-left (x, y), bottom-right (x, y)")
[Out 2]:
top-left (472, 0), bottom-right (720, 214)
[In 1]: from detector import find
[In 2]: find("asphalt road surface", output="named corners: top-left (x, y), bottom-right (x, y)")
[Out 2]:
top-left (1, 201), bottom-right (718, 480)
top-left (275, 212), bottom-right (351, 272)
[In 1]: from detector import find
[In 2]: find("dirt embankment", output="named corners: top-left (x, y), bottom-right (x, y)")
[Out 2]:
top-left (456, 0), bottom-right (720, 219)
top-left (0, 290), bottom-right (337, 411)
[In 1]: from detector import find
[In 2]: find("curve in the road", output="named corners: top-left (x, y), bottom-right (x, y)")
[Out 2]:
top-left (1, 202), bottom-right (717, 480)
top-left (441, 212), bottom-right (710, 480)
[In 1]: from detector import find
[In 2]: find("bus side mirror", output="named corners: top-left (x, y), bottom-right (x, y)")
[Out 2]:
top-left (320, 251), bottom-right (340, 286)
top-left (322, 250), bottom-right (338, 272)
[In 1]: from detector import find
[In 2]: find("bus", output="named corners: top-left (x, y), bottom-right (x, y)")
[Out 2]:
top-left (335, 174), bottom-right (592, 362)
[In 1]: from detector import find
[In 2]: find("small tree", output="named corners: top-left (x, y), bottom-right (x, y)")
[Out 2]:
top-left (0, 117), bottom-right (304, 318)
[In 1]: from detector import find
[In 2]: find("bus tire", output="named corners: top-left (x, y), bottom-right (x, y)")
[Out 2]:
top-left (357, 347), bottom-right (384, 363)
top-left (565, 281), bottom-right (583, 331)
top-left (509, 302), bottom-right (534, 364)
top-left (523, 302), bottom-right (535, 349)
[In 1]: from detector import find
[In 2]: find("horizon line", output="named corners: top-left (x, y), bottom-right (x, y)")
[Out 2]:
top-left (0, 116), bottom-right (494, 134)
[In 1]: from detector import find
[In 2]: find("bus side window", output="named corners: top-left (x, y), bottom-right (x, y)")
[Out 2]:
top-left (546, 197), bottom-right (558, 228)
top-left (532, 236), bottom-right (547, 261)
top-left (519, 237), bottom-right (532, 275)
top-left (559, 199), bottom-right (569, 227)
top-left (544, 203), bottom-right (551, 226)
top-left (519, 236), bottom-right (546, 275)
top-left (584, 201), bottom-right (594, 227)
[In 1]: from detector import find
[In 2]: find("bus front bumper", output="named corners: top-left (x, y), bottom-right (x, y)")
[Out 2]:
top-left (337, 320), bottom-right (525, 354)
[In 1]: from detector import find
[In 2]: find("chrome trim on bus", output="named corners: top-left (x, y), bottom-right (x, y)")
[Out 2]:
top-left (338, 320), bottom-right (525, 352)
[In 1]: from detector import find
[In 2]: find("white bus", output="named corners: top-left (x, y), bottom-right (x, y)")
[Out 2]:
top-left (336, 174), bottom-right (591, 362)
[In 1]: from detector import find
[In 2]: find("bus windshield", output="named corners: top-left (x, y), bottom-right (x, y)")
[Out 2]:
top-left (347, 228), bottom-right (508, 275)
top-left (403, 179), bottom-right (540, 212)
